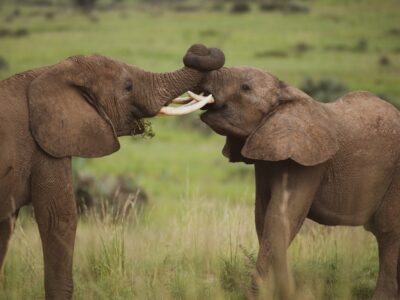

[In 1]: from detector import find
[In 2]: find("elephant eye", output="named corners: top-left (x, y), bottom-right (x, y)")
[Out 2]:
top-left (124, 80), bottom-right (133, 92)
top-left (241, 83), bottom-right (251, 92)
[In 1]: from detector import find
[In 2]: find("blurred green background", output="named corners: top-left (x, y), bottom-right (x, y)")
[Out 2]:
top-left (0, 0), bottom-right (399, 299)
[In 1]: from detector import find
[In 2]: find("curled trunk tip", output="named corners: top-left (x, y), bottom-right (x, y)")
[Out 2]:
top-left (183, 44), bottom-right (225, 72)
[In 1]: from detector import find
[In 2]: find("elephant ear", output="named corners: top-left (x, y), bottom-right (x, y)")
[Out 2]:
top-left (222, 136), bottom-right (254, 164)
top-left (28, 58), bottom-right (120, 158)
top-left (241, 89), bottom-right (339, 166)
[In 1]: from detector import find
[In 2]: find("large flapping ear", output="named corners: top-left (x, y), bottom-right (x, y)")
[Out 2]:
top-left (28, 58), bottom-right (120, 158)
top-left (241, 84), bottom-right (339, 166)
top-left (222, 136), bottom-right (254, 164)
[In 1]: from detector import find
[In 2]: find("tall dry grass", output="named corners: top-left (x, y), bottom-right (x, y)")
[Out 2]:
top-left (1, 193), bottom-right (377, 300)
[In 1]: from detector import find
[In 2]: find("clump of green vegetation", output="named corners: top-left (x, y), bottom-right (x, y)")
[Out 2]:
top-left (300, 78), bottom-right (349, 102)
top-left (230, 2), bottom-right (251, 14)
top-left (0, 27), bottom-right (29, 38)
top-left (259, 1), bottom-right (309, 14)
top-left (0, 56), bottom-right (9, 70)
top-left (324, 38), bottom-right (369, 53)
top-left (73, 0), bottom-right (97, 12)
top-left (219, 245), bottom-right (255, 299)
top-left (131, 119), bottom-right (155, 139)
top-left (378, 55), bottom-right (391, 67)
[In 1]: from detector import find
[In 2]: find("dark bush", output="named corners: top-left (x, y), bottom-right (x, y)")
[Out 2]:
top-left (11, 8), bottom-right (21, 17)
top-left (324, 39), bottom-right (369, 53)
top-left (300, 78), bottom-right (348, 102)
top-left (387, 27), bottom-right (400, 36)
top-left (20, 0), bottom-right (52, 5)
top-left (294, 42), bottom-right (313, 55)
top-left (21, 169), bottom-right (148, 220)
top-left (354, 38), bottom-right (368, 52)
top-left (14, 28), bottom-right (29, 37)
top-left (259, 2), bottom-right (309, 14)
top-left (230, 2), bottom-right (250, 14)
top-left (0, 27), bottom-right (29, 38)
top-left (378, 55), bottom-right (390, 66)
top-left (73, 172), bottom-right (148, 218)
top-left (0, 56), bottom-right (9, 70)
top-left (44, 11), bottom-right (55, 20)
top-left (0, 28), bottom-right (11, 38)
top-left (73, 0), bottom-right (98, 12)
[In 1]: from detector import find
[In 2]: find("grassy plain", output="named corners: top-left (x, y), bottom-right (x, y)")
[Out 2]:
top-left (0, 0), bottom-right (399, 299)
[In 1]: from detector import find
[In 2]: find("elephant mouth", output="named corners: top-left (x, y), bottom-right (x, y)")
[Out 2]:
top-left (130, 118), bottom-right (146, 135)
top-left (158, 91), bottom-right (215, 116)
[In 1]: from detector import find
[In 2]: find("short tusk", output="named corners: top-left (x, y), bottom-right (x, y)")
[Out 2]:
top-left (159, 94), bottom-right (214, 116)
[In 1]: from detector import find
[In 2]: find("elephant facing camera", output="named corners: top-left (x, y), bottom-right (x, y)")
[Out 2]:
top-left (199, 65), bottom-right (400, 300)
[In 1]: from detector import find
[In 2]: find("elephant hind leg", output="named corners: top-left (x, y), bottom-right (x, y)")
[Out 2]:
top-left (370, 233), bottom-right (399, 300)
top-left (398, 249), bottom-right (400, 297)
top-left (369, 176), bottom-right (400, 300)
top-left (0, 212), bottom-right (18, 272)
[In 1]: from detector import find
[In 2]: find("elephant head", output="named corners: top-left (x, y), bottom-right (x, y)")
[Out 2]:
top-left (28, 44), bottom-right (225, 158)
top-left (194, 67), bottom-right (339, 166)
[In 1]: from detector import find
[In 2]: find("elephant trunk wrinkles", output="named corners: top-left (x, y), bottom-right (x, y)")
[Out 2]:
top-left (201, 67), bottom-right (229, 107)
top-left (142, 67), bottom-right (204, 116)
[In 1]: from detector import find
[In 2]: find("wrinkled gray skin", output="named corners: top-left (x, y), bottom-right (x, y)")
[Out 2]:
top-left (199, 67), bottom-right (400, 300)
top-left (0, 44), bottom-right (224, 299)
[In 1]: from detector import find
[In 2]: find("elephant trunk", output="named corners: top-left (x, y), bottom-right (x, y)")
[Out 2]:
top-left (150, 66), bottom-right (204, 108)
top-left (134, 44), bottom-right (225, 117)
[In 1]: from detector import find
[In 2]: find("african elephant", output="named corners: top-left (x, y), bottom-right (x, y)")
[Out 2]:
top-left (191, 66), bottom-right (400, 300)
top-left (0, 44), bottom-right (224, 299)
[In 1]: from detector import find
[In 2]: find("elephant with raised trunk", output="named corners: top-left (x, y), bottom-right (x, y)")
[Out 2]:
top-left (0, 44), bottom-right (224, 299)
top-left (188, 66), bottom-right (400, 300)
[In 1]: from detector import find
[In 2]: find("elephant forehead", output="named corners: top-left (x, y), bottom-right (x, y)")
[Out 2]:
top-left (231, 67), bottom-right (276, 83)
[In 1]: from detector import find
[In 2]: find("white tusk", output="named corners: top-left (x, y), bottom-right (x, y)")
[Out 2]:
top-left (171, 92), bottom-right (204, 104)
top-left (159, 93), bottom-right (214, 116)
top-left (188, 91), bottom-right (215, 103)
top-left (172, 96), bottom-right (193, 104)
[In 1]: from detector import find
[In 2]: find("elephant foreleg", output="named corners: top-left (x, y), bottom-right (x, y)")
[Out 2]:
top-left (252, 162), bottom-right (325, 300)
top-left (0, 212), bottom-right (18, 272)
top-left (254, 164), bottom-right (271, 244)
top-left (31, 155), bottom-right (77, 300)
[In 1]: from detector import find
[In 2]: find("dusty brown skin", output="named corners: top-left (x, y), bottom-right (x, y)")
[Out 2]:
top-left (199, 67), bottom-right (400, 300)
top-left (0, 44), bottom-right (224, 299)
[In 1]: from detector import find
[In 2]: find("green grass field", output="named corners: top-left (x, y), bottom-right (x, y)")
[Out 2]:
top-left (0, 0), bottom-right (399, 299)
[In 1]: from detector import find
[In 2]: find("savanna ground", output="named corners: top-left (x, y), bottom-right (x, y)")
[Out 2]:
top-left (0, 0), bottom-right (400, 299)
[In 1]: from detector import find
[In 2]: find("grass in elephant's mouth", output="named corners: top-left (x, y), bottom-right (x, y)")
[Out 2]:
top-left (131, 119), bottom-right (155, 139)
